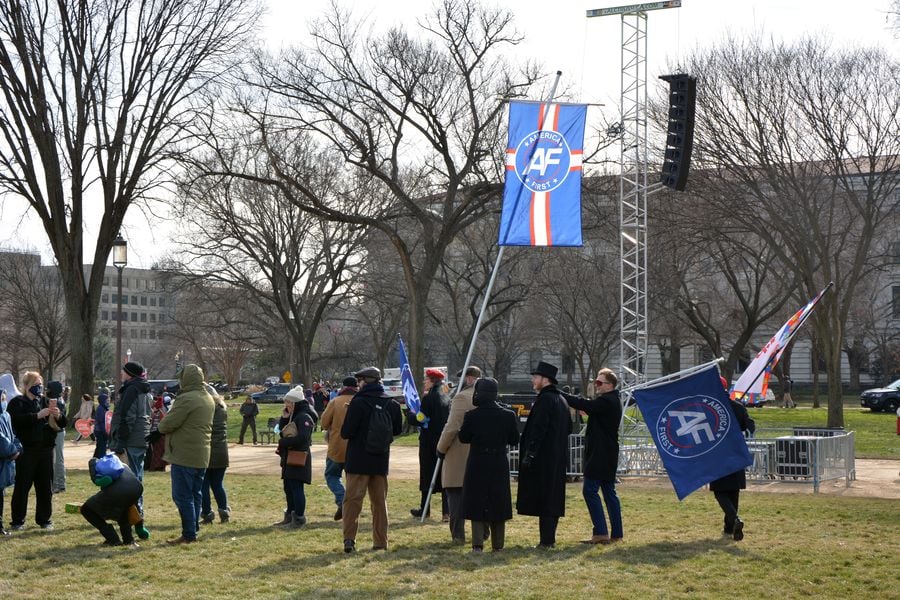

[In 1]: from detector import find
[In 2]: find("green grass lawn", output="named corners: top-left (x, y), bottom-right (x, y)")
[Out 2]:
top-left (1, 473), bottom-right (896, 599)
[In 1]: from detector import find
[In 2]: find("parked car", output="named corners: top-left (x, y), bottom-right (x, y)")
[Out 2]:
top-left (251, 383), bottom-right (293, 403)
top-left (264, 376), bottom-right (280, 387)
top-left (382, 378), bottom-right (404, 399)
top-left (860, 378), bottom-right (900, 413)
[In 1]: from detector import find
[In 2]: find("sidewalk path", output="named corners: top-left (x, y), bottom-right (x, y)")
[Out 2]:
top-left (62, 441), bottom-right (900, 499)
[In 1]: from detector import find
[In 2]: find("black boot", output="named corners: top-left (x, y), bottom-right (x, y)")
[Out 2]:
top-left (99, 524), bottom-right (122, 546)
top-left (272, 510), bottom-right (291, 527)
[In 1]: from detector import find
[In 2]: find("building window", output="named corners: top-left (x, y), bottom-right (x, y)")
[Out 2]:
top-left (140, 313), bottom-right (147, 322)
top-left (131, 295), bottom-right (137, 305)
top-left (103, 276), bottom-right (109, 286)
top-left (102, 310), bottom-right (108, 321)
top-left (140, 296), bottom-right (147, 306)
top-left (122, 295), bottom-right (128, 305)
top-left (130, 329), bottom-right (137, 338)
top-left (150, 313), bottom-right (156, 323)
top-left (150, 297), bottom-right (156, 307)
top-left (892, 242), bottom-right (900, 264)
top-left (131, 312), bottom-right (138, 322)
top-left (140, 329), bottom-right (147, 339)
top-left (101, 293), bottom-right (108, 303)
top-left (158, 313), bottom-right (166, 324)
top-left (124, 277), bottom-right (129, 288)
top-left (159, 297), bottom-right (165, 307)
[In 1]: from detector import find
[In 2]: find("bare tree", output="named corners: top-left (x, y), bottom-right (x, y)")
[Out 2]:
top-left (0, 0), bottom-right (259, 406)
top-left (172, 174), bottom-right (364, 388)
top-left (0, 251), bottom-right (69, 382)
top-left (684, 37), bottom-right (900, 426)
top-left (197, 0), bottom-right (541, 380)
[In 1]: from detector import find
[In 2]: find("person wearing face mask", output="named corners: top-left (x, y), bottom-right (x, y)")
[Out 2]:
top-left (7, 371), bottom-right (67, 530)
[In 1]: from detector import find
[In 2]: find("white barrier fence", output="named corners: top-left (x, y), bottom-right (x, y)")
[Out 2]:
top-left (509, 426), bottom-right (856, 493)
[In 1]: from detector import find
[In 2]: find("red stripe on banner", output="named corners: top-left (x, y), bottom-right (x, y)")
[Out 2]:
top-left (545, 193), bottom-right (553, 246)
top-left (529, 191), bottom-right (537, 245)
top-left (552, 106), bottom-right (560, 130)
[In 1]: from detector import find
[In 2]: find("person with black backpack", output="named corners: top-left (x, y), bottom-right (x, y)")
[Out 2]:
top-left (339, 367), bottom-right (402, 553)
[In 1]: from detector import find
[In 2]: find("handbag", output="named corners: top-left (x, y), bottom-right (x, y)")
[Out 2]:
top-left (281, 420), bottom-right (298, 438)
top-left (286, 449), bottom-right (308, 467)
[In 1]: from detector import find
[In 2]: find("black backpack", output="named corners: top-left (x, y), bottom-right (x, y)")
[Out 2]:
top-left (365, 399), bottom-right (394, 454)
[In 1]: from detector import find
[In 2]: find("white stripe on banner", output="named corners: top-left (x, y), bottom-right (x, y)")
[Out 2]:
top-left (532, 191), bottom-right (548, 246)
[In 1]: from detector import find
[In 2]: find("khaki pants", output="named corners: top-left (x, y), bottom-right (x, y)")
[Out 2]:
top-left (342, 473), bottom-right (389, 548)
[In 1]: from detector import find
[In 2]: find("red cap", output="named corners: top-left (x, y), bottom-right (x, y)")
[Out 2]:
top-left (425, 368), bottom-right (445, 380)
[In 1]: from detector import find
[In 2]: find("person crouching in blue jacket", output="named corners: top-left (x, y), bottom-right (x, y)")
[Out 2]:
top-left (81, 457), bottom-right (149, 547)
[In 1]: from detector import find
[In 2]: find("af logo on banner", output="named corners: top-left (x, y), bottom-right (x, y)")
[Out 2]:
top-left (499, 101), bottom-right (587, 247)
top-left (633, 365), bottom-right (753, 500)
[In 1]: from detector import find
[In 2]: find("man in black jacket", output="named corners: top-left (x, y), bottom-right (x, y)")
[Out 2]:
top-left (516, 361), bottom-right (571, 548)
top-left (109, 361), bottom-right (152, 514)
top-left (561, 368), bottom-right (623, 544)
top-left (340, 367), bottom-right (402, 553)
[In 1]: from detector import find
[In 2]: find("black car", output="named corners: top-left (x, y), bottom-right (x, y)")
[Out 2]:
top-left (148, 379), bottom-right (180, 396)
top-left (251, 383), bottom-right (293, 403)
top-left (860, 378), bottom-right (900, 413)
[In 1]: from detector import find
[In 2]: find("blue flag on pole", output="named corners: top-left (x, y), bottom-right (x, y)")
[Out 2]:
top-left (398, 336), bottom-right (423, 425)
top-left (632, 365), bottom-right (753, 500)
top-left (499, 100), bottom-right (587, 247)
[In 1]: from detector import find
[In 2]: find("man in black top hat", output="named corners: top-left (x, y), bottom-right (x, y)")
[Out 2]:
top-left (516, 361), bottom-right (571, 548)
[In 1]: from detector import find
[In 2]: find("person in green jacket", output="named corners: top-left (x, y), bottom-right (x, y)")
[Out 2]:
top-left (156, 364), bottom-right (215, 544)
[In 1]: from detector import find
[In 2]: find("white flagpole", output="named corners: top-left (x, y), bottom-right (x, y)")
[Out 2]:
top-left (420, 71), bottom-right (565, 523)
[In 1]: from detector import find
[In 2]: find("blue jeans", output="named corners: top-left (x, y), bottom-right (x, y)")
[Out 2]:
top-left (324, 458), bottom-right (345, 506)
top-left (583, 477), bottom-right (623, 538)
top-left (123, 447), bottom-right (146, 514)
top-left (283, 478), bottom-right (306, 517)
top-left (171, 464), bottom-right (206, 540)
top-left (201, 467), bottom-right (229, 516)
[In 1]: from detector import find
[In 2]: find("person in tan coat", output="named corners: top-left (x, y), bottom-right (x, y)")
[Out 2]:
top-left (320, 376), bottom-right (357, 521)
top-left (436, 366), bottom-right (481, 544)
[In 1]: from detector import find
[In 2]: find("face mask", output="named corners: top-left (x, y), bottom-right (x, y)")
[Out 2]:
top-left (29, 384), bottom-right (43, 397)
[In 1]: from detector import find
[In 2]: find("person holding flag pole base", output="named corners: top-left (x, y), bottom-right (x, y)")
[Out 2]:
top-left (410, 368), bottom-right (450, 520)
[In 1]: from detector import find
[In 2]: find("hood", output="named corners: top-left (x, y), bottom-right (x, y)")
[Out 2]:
top-left (0, 373), bottom-right (20, 402)
top-left (123, 377), bottom-right (151, 394)
top-left (179, 364), bottom-right (206, 393)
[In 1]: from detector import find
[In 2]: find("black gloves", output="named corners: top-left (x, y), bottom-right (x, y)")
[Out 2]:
top-left (145, 430), bottom-right (163, 444)
top-left (437, 451), bottom-right (446, 460)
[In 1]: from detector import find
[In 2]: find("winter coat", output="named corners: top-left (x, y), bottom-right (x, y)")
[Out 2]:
top-left (277, 401), bottom-right (316, 483)
top-left (83, 458), bottom-right (143, 521)
top-left (0, 406), bottom-right (23, 489)
top-left (436, 384), bottom-right (475, 488)
top-left (515, 384), bottom-right (571, 517)
top-left (320, 387), bottom-right (355, 463)
top-left (157, 365), bottom-right (215, 468)
top-left (110, 377), bottom-right (152, 451)
top-left (239, 400), bottom-right (259, 419)
top-left (7, 393), bottom-right (67, 449)
top-left (341, 383), bottom-right (403, 476)
top-left (416, 386), bottom-right (450, 492)
top-left (94, 396), bottom-right (110, 436)
top-left (208, 398), bottom-right (229, 469)
top-left (709, 400), bottom-right (756, 492)
top-left (458, 399), bottom-right (520, 522)
top-left (76, 399), bottom-right (95, 421)
top-left (562, 389), bottom-right (622, 481)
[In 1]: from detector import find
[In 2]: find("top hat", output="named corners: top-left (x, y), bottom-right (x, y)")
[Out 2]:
top-left (530, 361), bottom-right (559, 385)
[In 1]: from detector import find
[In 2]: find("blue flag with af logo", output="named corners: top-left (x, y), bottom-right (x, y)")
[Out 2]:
top-left (499, 101), bottom-right (587, 247)
top-left (632, 365), bottom-right (753, 500)
top-left (398, 336), bottom-right (424, 426)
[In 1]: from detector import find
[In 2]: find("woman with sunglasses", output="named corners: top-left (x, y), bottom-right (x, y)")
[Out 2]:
top-left (560, 368), bottom-right (623, 544)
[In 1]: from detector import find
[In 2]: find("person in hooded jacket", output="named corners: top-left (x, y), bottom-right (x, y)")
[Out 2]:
top-left (410, 368), bottom-right (450, 520)
top-left (458, 377), bottom-right (519, 552)
top-left (273, 386), bottom-right (316, 529)
top-left (0, 384), bottom-right (23, 535)
top-left (156, 364), bottom-right (215, 544)
top-left (93, 391), bottom-right (111, 459)
top-left (110, 361), bottom-right (152, 514)
top-left (319, 376), bottom-right (357, 521)
top-left (7, 371), bottom-right (66, 530)
top-left (201, 386), bottom-right (231, 525)
top-left (560, 367), bottom-right (623, 544)
top-left (516, 361), bottom-right (571, 548)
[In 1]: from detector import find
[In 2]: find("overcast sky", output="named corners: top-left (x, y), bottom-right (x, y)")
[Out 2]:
top-left (1, 0), bottom-right (897, 268)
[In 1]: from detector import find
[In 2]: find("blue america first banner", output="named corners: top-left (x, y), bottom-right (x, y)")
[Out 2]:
top-left (498, 101), bottom-right (587, 247)
top-left (632, 365), bottom-right (754, 500)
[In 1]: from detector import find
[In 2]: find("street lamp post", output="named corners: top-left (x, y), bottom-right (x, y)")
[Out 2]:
top-left (113, 234), bottom-right (128, 386)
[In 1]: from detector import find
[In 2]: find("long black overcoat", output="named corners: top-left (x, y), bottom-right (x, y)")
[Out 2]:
top-left (709, 400), bottom-right (756, 491)
top-left (563, 389), bottom-right (622, 481)
top-left (458, 400), bottom-right (520, 522)
top-left (515, 384), bottom-right (571, 517)
top-left (416, 386), bottom-right (450, 492)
